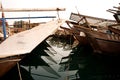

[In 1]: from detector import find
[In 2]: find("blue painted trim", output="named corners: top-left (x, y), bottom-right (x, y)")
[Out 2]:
top-left (2, 17), bottom-right (7, 39)
top-left (0, 16), bottom-right (56, 20)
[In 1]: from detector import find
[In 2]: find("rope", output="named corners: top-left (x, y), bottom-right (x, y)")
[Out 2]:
top-left (17, 62), bottom-right (22, 80)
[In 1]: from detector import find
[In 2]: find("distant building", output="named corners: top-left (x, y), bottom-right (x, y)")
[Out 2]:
top-left (13, 20), bottom-right (39, 29)
top-left (11, 20), bottom-right (40, 33)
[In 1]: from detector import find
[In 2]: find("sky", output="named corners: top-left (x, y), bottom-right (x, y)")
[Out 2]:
top-left (0, 0), bottom-right (120, 25)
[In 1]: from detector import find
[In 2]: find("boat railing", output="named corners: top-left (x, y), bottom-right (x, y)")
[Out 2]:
top-left (69, 13), bottom-right (90, 27)
top-left (67, 16), bottom-right (120, 41)
top-left (69, 12), bottom-right (116, 26)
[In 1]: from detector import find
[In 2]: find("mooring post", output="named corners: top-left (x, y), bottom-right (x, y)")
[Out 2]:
top-left (1, 3), bottom-right (7, 40)
top-left (2, 17), bottom-right (7, 39)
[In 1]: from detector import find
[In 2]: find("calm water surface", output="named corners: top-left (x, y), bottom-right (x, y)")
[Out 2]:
top-left (1, 35), bottom-right (120, 80)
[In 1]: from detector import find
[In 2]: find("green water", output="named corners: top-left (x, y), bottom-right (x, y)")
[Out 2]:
top-left (1, 36), bottom-right (120, 80)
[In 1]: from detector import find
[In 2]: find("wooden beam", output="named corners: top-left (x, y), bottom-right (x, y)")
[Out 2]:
top-left (0, 8), bottom-right (66, 12)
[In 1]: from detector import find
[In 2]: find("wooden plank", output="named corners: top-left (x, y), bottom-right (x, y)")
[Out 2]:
top-left (0, 19), bottom-right (65, 58)
top-left (0, 8), bottom-right (66, 12)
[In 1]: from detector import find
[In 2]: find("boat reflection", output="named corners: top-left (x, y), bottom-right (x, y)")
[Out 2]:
top-left (48, 34), bottom-right (75, 50)
top-left (1, 35), bottom-right (120, 80)
top-left (20, 40), bottom-right (61, 79)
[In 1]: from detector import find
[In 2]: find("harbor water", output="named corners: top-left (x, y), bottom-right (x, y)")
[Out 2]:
top-left (1, 35), bottom-right (120, 80)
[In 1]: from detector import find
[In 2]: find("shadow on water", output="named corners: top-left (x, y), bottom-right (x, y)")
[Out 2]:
top-left (1, 65), bottom-right (34, 80)
top-left (1, 35), bottom-right (120, 80)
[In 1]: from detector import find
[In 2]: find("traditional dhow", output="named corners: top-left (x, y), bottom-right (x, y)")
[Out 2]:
top-left (63, 8), bottom-right (120, 55)
top-left (0, 19), bottom-right (65, 77)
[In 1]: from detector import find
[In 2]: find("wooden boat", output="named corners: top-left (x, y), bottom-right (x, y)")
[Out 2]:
top-left (61, 12), bottom-right (116, 46)
top-left (0, 19), bottom-right (65, 78)
top-left (63, 8), bottom-right (120, 55)
top-left (68, 22), bottom-right (120, 55)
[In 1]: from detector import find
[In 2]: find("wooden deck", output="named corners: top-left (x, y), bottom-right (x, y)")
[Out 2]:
top-left (0, 19), bottom-right (65, 58)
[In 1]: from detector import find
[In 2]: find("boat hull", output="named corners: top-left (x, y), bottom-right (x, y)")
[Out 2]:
top-left (0, 55), bottom-right (23, 78)
top-left (66, 12), bottom-right (120, 55)
top-left (86, 30), bottom-right (120, 54)
top-left (73, 25), bottom-right (120, 55)
top-left (89, 37), bottom-right (120, 55)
